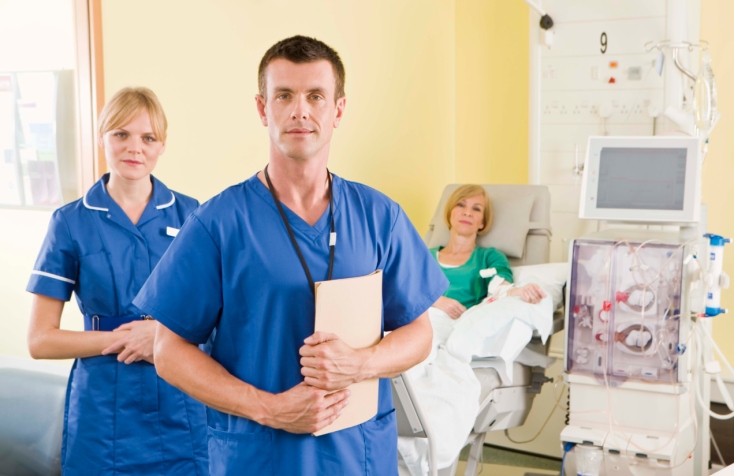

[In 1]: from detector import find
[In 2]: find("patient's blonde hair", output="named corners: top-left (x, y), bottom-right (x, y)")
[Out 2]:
top-left (444, 184), bottom-right (493, 235)
top-left (98, 87), bottom-right (167, 142)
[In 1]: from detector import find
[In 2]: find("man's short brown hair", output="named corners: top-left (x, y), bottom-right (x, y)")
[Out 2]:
top-left (258, 35), bottom-right (345, 101)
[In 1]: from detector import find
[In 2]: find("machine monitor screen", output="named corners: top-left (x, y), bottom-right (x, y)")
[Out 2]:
top-left (579, 136), bottom-right (701, 223)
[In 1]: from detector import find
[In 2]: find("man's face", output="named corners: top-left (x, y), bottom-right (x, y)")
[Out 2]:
top-left (256, 59), bottom-right (345, 162)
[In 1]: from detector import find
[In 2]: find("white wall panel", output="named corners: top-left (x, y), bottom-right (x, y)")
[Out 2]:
top-left (547, 184), bottom-right (582, 213)
top-left (549, 211), bottom-right (598, 262)
top-left (543, 0), bottom-right (666, 23)
top-left (541, 54), bottom-right (664, 91)
top-left (543, 18), bottom-right (666, 58)
top-left (540, 124), bottom-right (654, 154)
top-left (540, 89), bottom-right (665, 125)
top-left (539, 150), bottom-right (581, 186)
top-left (534, 3), bottom-right (667, 267)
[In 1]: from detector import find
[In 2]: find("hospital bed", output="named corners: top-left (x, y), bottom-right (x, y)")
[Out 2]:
top-left (0, 355), bottom-right (68, 475)
top-left (392, 184), bottom-right (564, 476)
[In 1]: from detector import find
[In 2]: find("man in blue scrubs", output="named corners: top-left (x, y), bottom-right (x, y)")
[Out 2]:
top-left (134, 35), bottom-right (448, 475)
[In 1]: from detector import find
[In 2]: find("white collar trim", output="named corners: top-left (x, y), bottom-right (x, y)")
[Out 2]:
top-left (83, 179), bottom-right (174, 211)
top-left (156, 192), bottom-right (175, 210)
top-left (82, 190), bottom-right (109, 212)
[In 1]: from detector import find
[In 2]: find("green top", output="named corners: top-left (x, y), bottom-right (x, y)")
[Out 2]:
top-left (430, 246), bottom-right (513, 308)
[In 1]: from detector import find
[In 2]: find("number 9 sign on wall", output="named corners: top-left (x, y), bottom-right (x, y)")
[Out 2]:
top-left (533, 0), bottom-right (674, 263)
top-left (600, 32), bottom-right (607, 54)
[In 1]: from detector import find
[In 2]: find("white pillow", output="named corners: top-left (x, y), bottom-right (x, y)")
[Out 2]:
top-left (512, 262), bottom-right (568, 309)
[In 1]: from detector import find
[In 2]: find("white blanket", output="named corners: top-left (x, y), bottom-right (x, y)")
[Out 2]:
top-left (447, 295), bottom-right (553, 384)
top-left (397, 296), bottom-right (554, 476)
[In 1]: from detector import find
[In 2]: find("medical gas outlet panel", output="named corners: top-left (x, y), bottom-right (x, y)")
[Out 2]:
top-left (565, 238), bottom-right (691, 384)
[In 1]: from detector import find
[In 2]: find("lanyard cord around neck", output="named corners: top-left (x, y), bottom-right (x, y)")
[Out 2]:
top-left (263, 165), bottom-right (335, 294)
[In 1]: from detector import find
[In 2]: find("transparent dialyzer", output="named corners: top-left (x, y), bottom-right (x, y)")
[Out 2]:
top-left (566, 238), bottom-right (686, 384)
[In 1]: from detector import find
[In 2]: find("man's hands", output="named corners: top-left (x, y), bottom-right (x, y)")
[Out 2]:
top-left (299, 332), bottom-right (369, 392)
top-left (433, 296), bottom-right (466, 319)
top-left (263, 331), bottom-right (368, 434)
top-left (260, 383), bottom-right (350, 434)
top-left (101, 320), bottom-right (157, 364)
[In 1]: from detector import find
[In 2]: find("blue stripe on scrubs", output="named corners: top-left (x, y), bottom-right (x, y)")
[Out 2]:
top-left (27, 173), bottom-right (208, 475)
top-left (134, 173), bottom-right (448, 476)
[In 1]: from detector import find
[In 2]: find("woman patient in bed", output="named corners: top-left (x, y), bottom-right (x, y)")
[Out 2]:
top-left (431, 184), bottom-right (546, 319)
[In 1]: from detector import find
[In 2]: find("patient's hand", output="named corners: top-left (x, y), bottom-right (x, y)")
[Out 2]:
top-left (434, 296), bottom-right (466, 320)
top-left (508, 283), bottom-right (546, 304)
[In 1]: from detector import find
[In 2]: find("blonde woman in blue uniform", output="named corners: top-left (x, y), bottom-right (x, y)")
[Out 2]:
top-left (26, 87), bottom-right (208, 475)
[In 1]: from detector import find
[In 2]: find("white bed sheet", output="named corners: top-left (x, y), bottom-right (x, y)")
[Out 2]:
top-left (397, 296), bottom-right (555, 476)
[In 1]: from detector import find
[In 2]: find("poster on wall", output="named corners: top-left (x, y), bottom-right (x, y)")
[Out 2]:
top-left (17, 72), bottom-right (62, 207)
top-left (0, 71), bottom-right (65, 208)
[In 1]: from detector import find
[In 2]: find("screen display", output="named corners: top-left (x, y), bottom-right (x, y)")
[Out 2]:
top-left (597, 147), bottom-right (687, 210)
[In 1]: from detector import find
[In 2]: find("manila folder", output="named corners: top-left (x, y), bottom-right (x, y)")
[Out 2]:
top-left (312, 269), bottom-right (382, 436)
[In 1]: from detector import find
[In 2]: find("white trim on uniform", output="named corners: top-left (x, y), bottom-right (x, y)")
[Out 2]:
top-left (156, 192), bottom-right (176, 210)
top-left (82, 192), bottom-right (109, 212)
top-left (31, 270), bottom-right (76, 284)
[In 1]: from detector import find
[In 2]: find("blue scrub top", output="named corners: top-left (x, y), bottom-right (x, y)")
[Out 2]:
top-left (134, 173), bottom-right (448, 475)
top-left (27, 173), bottom-right (199, 314)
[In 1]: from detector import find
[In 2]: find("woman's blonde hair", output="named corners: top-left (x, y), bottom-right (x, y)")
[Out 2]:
top-left (97, 87), bottom-right (167, 142)
top-left (444, 184), bottom-right (493, 235)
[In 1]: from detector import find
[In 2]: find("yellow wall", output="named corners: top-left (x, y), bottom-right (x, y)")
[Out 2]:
top-left (101, 0), bottom-right (530, 227)
top-left (456, 0), bottom-right (529, 184)
top-left (701, 0), bottom-right (734, 366)
top-left (101, 0), bottom-right (456, 233)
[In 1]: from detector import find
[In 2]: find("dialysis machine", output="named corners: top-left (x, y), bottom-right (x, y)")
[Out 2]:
top-left (560, 136), bottom-right (731, 475)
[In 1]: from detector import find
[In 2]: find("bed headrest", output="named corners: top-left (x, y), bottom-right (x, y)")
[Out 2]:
top-left (425, 184), bottom-right (551, 261)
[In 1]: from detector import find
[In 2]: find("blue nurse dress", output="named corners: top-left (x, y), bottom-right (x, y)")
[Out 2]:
top-left (26, 173), bottom-right (208, 475)
top-left (133, 173), bottom-right (449, 476)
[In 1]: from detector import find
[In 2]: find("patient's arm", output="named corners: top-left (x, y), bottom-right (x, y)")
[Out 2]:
top-left (508, 283), bottom-right (547, 304)
top-left (299, 312), bottom-right (433, 391)
top-left (433, 296), bottom-right (466, 319)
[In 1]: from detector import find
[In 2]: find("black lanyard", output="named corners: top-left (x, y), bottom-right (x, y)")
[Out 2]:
top-left (264, 165), bottom-right (335, 294)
